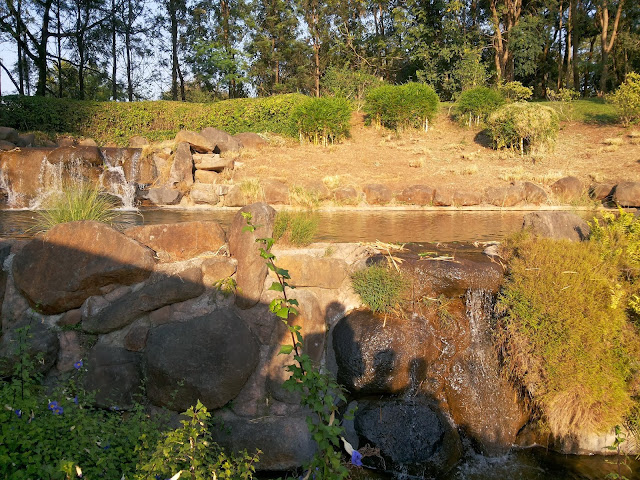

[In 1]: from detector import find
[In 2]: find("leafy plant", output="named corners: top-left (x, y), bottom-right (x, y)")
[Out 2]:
top-left (321, 66), bottom-right (385, 111)
top-left (290, 97), bottom-right (352, 146)
top-left (499, 81), bottom-right (533, 102)
top-left (486, 102), bottom-right (559, 154)
top-left (365, 83), bottom-right (439, 132)
top-left (273, 210), bottom-right (319, 246)
top-left (608, 72), bottom-right (640, 126)
top-left (454, 87), bottom-right (504, 127)
top-left (351, 265), bottom-right (409, 313)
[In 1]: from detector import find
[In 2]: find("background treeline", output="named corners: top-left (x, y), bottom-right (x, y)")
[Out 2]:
top-left (1, 0), bottom-right (639, 102)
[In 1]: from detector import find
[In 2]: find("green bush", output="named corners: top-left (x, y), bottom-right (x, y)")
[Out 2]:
top-left (290, 96), bottom-right (352, 145)
top-left (321, 66), bottom-right (385, 110)
top-left (273, 210), bottom-right (319, 246)
top-left (499, 81), bottom-right (533, 102)
top-left (454, 87), bottom-right (505, 126)
top-left (496, 235), bottom-right (640, 438)
top-left (0, 93), bottom-right (308, 144)
top-left (608, 72), bottom-right (640, 126)
top-left (365, 82), bottom-right (439, 132)
top-left (351, 265), bottom-right (409, 313)
top-left (486, 102), bottom-right (559, 153)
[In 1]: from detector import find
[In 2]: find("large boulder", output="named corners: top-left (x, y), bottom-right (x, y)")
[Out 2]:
top-left (0, 127), bottom-right (20, 144)
top-left (99, 148), bottom-right (143, 182)
top-left (612, 182), bottom-right (640, 207)
top-left (0, 148), bottom-right (55, 206)
top-left (190, 184), bottom-right (221, 205)
top-left (174, 130), bottom-right (214, 153)
top-left (271, 254), bottom-right (347, 289)
top-left (145, 310), bottom-right (259, 411)
top-left (233, 132), bottom-right (268, 149)
top-left (228, 203), bottom-right (276, 309)
top-left (47, 145), bottom-right (102, 166)
top-left (522, 211), bottom-right (590, 241)
top-left (168, 142), bottom-right (194, 186)
top-left (200, 127), bottom-right (241, 153)
top-left (12, 221), bottom-right (155, 314)
top-left (396, 185), bottom-right (435, 205)
top-left (262, 179), bottom-right (288, 204)
top-left (193, 153), bottom-right (233, 171)
top-left (82, 266), bottom-right (204, 334)
top-left (124, 221), bottom-right (226, 262)
top-left (551, 176), bottom-right (584, 202)
top-left (363, 184), bottom-right (392, 205)
top-left (453, 190), bottom-right (482, 206)
top-left (333, 186), bottom-right (359, 204)
top-left (485, 184), bottom-right (525, 207)
top-left (0, 319), bottom-right (59, 377)
top-left (523, 182), bottom-right (548, 205)
top-left (147, 186), bottom-right (182, 205)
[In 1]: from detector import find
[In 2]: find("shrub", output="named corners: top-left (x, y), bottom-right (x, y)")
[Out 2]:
top-left (454, 87), bottom-right (505, 126)
top-left (273, 210), bottom-right (319, 246)
top-left (321, 66), bottom-right (385, 110)
top-left (496, 236), bottom-right (640, 438)
top-left (499, 81), bottom-right (533, 102)
top-left (365, 82), bottom-right (439, 132)
top-left (548, 87), bottom-right (580, 103)
top-left (290, 96), bottom-right (352, 145)
top-left (608, 72), bottom-right (640, 126)
top-left (351, 265), bottom-right (409, 313)
top-left (486, 102), bottom-right (559, 154)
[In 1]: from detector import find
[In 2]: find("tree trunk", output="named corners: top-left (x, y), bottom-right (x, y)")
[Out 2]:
top-left (597, 0), bottom-right (625, 93)
top-left (111, 0), bottom-right (117, 100)
top-left (557, 0), bottom-right (564, 90)
top-left (170, 0), bottom-right (179, 101)
top-left (17, 0), bottom-right (24, 95)
top-left (571, 0), bottom-right (580, 89)
top-left (57, 0), bottom-right (63, 97)
top-left (35, 0), bottom-right (53, 96)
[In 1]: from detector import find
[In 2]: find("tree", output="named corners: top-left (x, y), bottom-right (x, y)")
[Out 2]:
top-left (488, 0), bottom-right (523, 82)
top-left (595, 0), bottom-right (626, 92)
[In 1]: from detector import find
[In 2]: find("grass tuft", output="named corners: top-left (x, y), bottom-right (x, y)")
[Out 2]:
top-left (351, 265), bottom-right (410, 314)
top-left (273, 211), bottom-right (318, 246)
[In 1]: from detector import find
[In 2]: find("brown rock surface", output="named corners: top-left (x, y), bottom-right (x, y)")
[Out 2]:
top-left (522, 211), bottom-right (590, 241)
top-left (396, 185), bottom-right (435, 205)
top-left (168, 142), bottom-right (194, 186)
top-left (262, 179), bottom-right (289, 204)
top-left (200, 127), bottom-right (241, 153)
top-left (0, 148), bottom-right (55, 206)
top-left (234, 132), bottom-right (268, 149)
top-left (174, 130), bottom-right (214, 153)
top-left (363, 183), bottom-right (392, 205)
top-left (612, 182), bottom-right (640, 207)
top-left (273, 254), bottom-right (347, 289)
top-left (551, 176), bottom-right (584, 202)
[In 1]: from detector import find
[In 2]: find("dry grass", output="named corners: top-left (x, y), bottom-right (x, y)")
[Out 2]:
top-left (289, 185), bottom-right (320, 208)
top-left (499, 166), bottom-right (566, 184)
top-left (603, 137), bottom-right (624, 146)
top-left (409, 157), bottom-right (426, 168)
top-left (450, 164), bottom-right (479, 175)
top-left (239, 178), bottom-right (263, 203)
top-left (322, 175), bottom-right (342, 189)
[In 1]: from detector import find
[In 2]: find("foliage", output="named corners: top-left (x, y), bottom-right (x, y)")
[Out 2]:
top-left (590, 208), bottom-right (640, 278)
top-left (365, 83), bottom-right (439, 132)
top-left (608, 72), bottom-right (640, 126)
top-left (321, 66), bottom-right (385, 110)
top-left (351, 265), bottom-right (410, 314)
top-left (290, 97), bottom-right (352, 145)
top-left (548, 88), bottom-right (580, 103)
top-left (486, 102), bottom-right (560, 154)
top-left (0, 93), bottom-right (309, 145)
top-left (32, 183), bottom-right (118, 232)
top-left (499, 81), bottom-right (533, 102)
top-left (273, 211), bottom-right (319, 246)
top-left (138, 400), bottom-right (260, 480)
top-left (496, 235), bottom-right (640, 438)
top-left (454, 87), bottom-right (505, 126)
top-left (243, 212), bottom-right (353, 479)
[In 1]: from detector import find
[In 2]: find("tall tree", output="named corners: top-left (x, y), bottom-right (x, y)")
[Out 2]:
top-left (595, 0), bottom-right (625, 92)
top-left (488, 0), bottom-right (523, 82)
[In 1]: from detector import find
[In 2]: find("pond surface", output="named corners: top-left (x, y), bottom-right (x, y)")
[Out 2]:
top-left (0, 208), bottom-right (596, 242)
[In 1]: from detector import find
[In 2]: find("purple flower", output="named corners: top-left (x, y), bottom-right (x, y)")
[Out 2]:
top-left (48, 401), bottom-right (63, 415)
top-left (351, 450), bottom-right (363, 467)
top-left (74, 360), bottom-right (83, 370)
top-left (73, 396), bottom-right (78, 405)
top-left (14, 409), bottom-right (22, 418)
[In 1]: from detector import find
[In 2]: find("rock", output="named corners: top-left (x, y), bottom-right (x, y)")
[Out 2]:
top-left (200, 127), bottom-right (241, 153)
top-left (145, 310), bottom-right (259, 411)
top-left (189, 184), bottom-right (220, 205)
top-left (125, 221), bottom-right (226, 262)
top-left (56, 331), bottom-right (84, 372)
top-left (0, 241), bottom-right (11, 311)
top-left (224, 185), bottom-right (247, 207)
top-left (193, 153), bottom-right (234, 171)
top-left (82, 266), bottom-right (204, 334)
top-left (128, 135), bottom-right (149, 148)
top-left (56, 136), bottom-right (76, 147)
top-left (0, 148), bottom-right (55, 206)
top-left (551, 176), bottom-right (584, 202)
top-left (233, 132), bottom-right (268, 149)
top-left (433, 188), bottom-right (454, 206)
top-left (15, 133), bottom-right (35, 148)
top-left (0, 319), bottom-right (59, 377)
top-left (0, 140), bottom-right (16, 150)
top-left (137, 151), bottom-right (157, 184)
top-left (306, 181), bottom-right (330, 200)
top-left (147, 186), bottom-right (182, 205)
top-left (194, 170), bottom-right (219, 183)
top-left (522, 211), bottom-right (590, 241)
top-left (272, 254), bottom-right (347, 288)
top-left (58, 308), bottom-right (82, 327)
top-left (333, 310), bottom-right (441, 395)
top-left (523, 182), bottom-right (548, 204)
top-left (354, 399), bottom-right (460, 473)
top-left (485, 184), bottom-right (525, 207)
top-left (453, 190), bottom-right (482, 206)
top-left (12, 221), bottom-right (155, 315)
top-left (334, 186), bottom-right (359, 204)
top-left (590, 183), bottom-right (615, 201)
top-left (397, 185), bottom-right (435, 205)
top-left (210, 412), bottom-right (315, 470)
top-left (124, 322), bottom-right (150, 352)
top-left (84, 344), bottom-right (142, 409)
top-left (228, 203), bottom-right (276, 309)
top-left (47, 145), bottom-right (102, 166)
top-left (174, 130), bottom-right (214, 153)
top-left (612, 182), bottom-right (640, 207)
top-left (551, 427), bottom-right (638, 455)
top-left (262, 179), bottom-right (289, 204)
top-left (363, 184), bottom-right (392, 205)
top-left (0, 127), bottom-right (20, 144)
top-left (77, 137), bottom-right (97, 147)
top-left (202, 257), bottom-right (237, 285)
top-left (168, 142), bottom-right (194, 186)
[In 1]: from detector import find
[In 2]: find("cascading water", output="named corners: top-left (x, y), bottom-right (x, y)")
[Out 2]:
top-left (100, 148), bottom-right (141, 210)
top-left (0, 169), bottom-right (24, 207)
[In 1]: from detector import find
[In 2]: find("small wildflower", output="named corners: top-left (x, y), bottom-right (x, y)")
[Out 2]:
top-left (15, 409), bottom-right (22, 418)
top-left (75, 465), bottom-right (83, 478)
top-left (351, 450), bottom-right (363, 467)
top-left (73, 396), bottom-right (79, 405)
top-left (48, 401), bottom-right (63, 415)
top-left (74, 360), bottom-right (83, 370)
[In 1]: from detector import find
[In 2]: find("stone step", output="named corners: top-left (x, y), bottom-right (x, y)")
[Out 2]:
top-left (193, 153), bottom-right (234, 171)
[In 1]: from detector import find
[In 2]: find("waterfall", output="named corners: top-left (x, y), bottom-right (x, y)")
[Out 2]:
top-left (100, 149), bottom-right (141, 210)
top-left (0, 169), bottom-right (24, 207)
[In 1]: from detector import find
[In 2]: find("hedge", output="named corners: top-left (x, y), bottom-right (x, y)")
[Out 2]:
top-left (291, 97), bottom-right (352, 145)
top-left (364, 82), bottom-right (439, 132)
top-left (0, 94), bottom-right (310, 145)
top-left (454, 87), bottom-right (504, 127)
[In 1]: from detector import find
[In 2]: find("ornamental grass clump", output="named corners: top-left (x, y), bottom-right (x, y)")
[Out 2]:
top-left (365, 82), bottom-right (439, 132)
top-left (273, 210), bottom-right (318, 246)
top-left (351, 265), bottom-right (410, 313)
top-left (486, 102), bottom-right (559, 154)
top-left (290, 96), bottom-right (352, 146)
top-left (454, 86), bottom-right (504, 127)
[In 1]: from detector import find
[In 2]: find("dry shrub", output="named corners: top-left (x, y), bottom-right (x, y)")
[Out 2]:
top-left (239, 178), bottom-right (263, 203)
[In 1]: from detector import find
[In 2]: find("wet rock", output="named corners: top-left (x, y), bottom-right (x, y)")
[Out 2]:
top-left (485, 184), bottom-right (525, 207)
top-left (200, 127), bottom-right (241, 153)
top-left (522, 211), bottom-right (590, 241)
top-left (0, 148), bottom-right (55, 205)
top-left (228, 203), bottom-right (276, 309)
top-left (262, 179), bottom-right (288, 204)
top-left (272, 254), bottom-right (347, 288)
top-left (363, 184), bottom-right (392, 205)
top-left (82, 266), bottom-right (204, 334)
top-left (590, 183), bottom-right (615, 201)
top-left (189, 184), bottom-right (220, 205)
top-left (551, 176), bottom-right (584, 202)
top-left (523, 182), bottom-right (548, 204)
top-left (145, 310), bottom-right (259, 411)
top-left (84, 344), bottom-right (142, 409)
top-left (333, 310), bottom-right (441, 395)
top-left (174, 130), bottom-right (214, 153)
top-left (453, 190), bottom-right (482, 206)
top-left (12, 221), bottom-right (155, 314)
top-left (0, 319), bottom-right (59, 377)
top-left (612, 181), bottom-right (640, 207)
top-left (334, 186), bottom-right (359, 204)
top-left (396, 185), bottom-right (435, 205)
top-left (234, 132), bottom-right (268, 149)
top-left (354, 399), bottom-right (460, 473)
top-left (137, 151), bottom-right (157, 184)
top-left (147, 186), bottom-right (182, 205)
top-left (168, 142), bottom-right (194, 186)
top-left (47, 145), bottom-right (102, 166)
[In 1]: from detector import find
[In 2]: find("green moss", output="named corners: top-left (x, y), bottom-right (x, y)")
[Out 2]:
top-left (351, 265), bottom-right (410, 314)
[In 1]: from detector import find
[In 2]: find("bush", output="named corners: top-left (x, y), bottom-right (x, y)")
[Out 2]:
top-left (608, 72), bottom-right (640, 126)
top-left (273, 210), bottom-right (319, 246)
top-left (365, 82), bottom-right (439, 132)
top-left (290, 96), bottom-right (352, 145)
top-left (496, 235), bottom-right (640, 438)
top-left (321, 66), bottom-right (385, 110)
top-left (486, 102), bottom-right (559, 153)
top-left (0, 93), bottom-right (308, 144)
top-left (351, 265), bottom-right (409, 313)
top-left (454, 87), bottom-right (505, 126)
top-left (499, 81), bottom-right (533, 102)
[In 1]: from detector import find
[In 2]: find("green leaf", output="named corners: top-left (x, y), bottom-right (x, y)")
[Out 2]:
top-left (279, 345), bottom-right (294, 355)
top-left (268, 283), bottom-right (284, 292)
